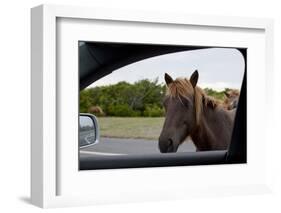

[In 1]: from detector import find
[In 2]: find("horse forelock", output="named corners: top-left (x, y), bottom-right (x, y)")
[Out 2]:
top-left (166, 78), bottom-right (193, 98)
top-left (166, 77), bottom-right (219, 125)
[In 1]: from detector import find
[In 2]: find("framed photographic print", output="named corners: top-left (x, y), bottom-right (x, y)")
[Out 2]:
top-left (31, 4), bottom-right (274, 208)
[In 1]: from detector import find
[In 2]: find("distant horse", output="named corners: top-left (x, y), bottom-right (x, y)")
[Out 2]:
top-left (88, 106), bottom-right (105, 116)
top-left (224, 89), bottom-right (240, 110)
top-left (158, 70), bottom-right (235, 153)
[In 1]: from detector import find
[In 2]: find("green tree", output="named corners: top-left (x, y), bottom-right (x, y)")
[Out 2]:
top-left (80, 78), bottom-right (235, 117)
top-left (79, 89), bottom-right (92, 112)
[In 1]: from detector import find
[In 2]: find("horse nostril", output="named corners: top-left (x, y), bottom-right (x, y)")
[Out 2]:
top-left (167, 139), bottom-right (174, 152)
top-left (158, 137), bottom-right (175, 153)
top-left (168, 139), bottom-right (173, 146)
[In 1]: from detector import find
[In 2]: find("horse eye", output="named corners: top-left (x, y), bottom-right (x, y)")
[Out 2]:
top-left (183, 99), bottom-right (189, 107)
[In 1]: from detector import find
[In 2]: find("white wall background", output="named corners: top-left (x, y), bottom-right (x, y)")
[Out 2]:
top-left (0, 0), bottom-right (280, 212)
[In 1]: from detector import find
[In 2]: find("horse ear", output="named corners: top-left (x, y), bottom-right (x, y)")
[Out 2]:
top-left (224, 91), bottom-right (231, 98)
top-left (190, 70), bottom-right (199, 88)
top-left (165, 73), bottom-right (174, 85)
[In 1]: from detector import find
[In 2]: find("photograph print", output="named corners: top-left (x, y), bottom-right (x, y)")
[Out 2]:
top-left (78, 42), bottom-right (247, 170)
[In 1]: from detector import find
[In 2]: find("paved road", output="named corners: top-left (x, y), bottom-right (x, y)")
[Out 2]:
top-left (80, 137), bottom-right (196, 158)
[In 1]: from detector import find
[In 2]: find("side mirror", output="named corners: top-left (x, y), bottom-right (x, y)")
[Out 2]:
top-left (79, 113), bottom-right (100, 148)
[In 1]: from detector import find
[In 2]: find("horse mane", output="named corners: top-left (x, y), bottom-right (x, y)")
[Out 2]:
top-left (227, 89), bottom-right (240, 96)
top-left (166, 77), bottom-right (220, 125)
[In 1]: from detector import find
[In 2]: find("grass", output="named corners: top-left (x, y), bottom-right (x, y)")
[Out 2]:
top-left (97, 117), bottom-right (165, 140)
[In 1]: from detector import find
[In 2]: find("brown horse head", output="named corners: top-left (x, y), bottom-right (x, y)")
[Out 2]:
top-left (224, 89), bottom-right (240, 110)
top-left (158, 70), bottom-right (202, 153)
top-left (159, 71), bottom-right (234, 153)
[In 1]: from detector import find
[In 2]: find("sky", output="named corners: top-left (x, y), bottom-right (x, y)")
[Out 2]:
top-left (89, 48), bottom-right (245, 91)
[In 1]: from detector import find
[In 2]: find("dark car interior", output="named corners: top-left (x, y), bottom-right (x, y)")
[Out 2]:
top-left (79, 42), bottom-right (247, 170)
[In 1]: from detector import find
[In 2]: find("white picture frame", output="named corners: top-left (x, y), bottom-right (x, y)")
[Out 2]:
top-left (31, 4), bottom-right (274, 208)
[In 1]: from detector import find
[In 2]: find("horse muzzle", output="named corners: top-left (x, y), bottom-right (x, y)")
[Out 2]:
top-left (158, 138), bottom-right (179, 153)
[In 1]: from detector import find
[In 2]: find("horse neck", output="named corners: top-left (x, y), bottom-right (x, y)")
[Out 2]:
top-left (190, 104), bottom-right (231, 151)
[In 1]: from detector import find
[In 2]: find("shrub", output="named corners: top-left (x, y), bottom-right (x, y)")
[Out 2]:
top-left (107, 104), bottom-right (141, 117)
top-left (79, 90), bottom-right (92, 113)
top-left (143, 105), bottom-right (165, 117)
